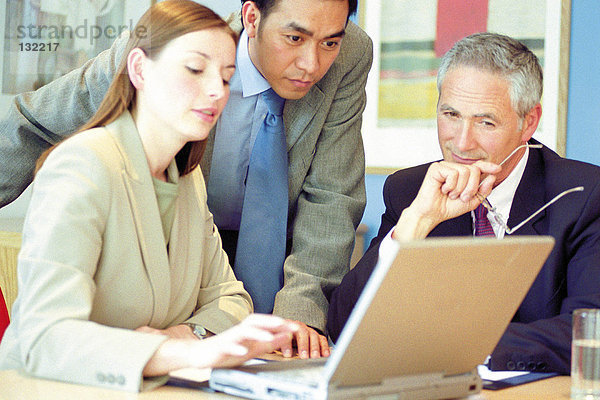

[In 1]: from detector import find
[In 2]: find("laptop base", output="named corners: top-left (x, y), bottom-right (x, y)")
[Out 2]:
top-left (329, 370), bottom-right (482, 400)
top-left (210, 367), bottom-right (481, 400)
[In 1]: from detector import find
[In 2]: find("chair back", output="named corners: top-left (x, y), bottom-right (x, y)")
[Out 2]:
top-left (0, 230), bottom-right (21, 322)
top-left (0, 286), bottom-right (9, 342)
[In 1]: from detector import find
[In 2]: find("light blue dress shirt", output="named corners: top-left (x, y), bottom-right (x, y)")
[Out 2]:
top-left (207, 30), bottom-right (275, 230)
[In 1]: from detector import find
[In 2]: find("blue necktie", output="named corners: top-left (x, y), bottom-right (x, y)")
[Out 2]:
top-left (234, 88), bottom-right (287, 313)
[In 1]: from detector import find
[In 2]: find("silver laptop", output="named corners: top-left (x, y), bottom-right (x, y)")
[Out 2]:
top-left (210, 236), bottom-right (555, 400)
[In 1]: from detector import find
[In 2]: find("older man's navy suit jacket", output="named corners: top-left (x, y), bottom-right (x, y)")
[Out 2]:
top-left (328, 141), bottom-right (600, 374)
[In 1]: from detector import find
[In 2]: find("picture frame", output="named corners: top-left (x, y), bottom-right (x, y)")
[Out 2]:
top-left (359, 0), bottom-right (571, 174)
top-left (0, 0), bottom-right (154, 217)
top-left (1, 0), bottom-right (152, 97)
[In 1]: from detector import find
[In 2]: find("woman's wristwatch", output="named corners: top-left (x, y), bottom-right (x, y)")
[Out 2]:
top-left (183, 323), bottom-right (208, 340)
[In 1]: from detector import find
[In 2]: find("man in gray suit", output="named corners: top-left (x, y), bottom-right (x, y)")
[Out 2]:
top-left (0, 0), bottom-right (372, 358)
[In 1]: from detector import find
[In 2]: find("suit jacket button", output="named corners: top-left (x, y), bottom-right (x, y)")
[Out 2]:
top-left (117, 375), bottom-right (126, 385)
top-left (516, 361), bottom-right (526, 370)
top-left (527, 361), bottom-right (536, 370)
top-left (107, 374), bottom-right (116, 384)
top-left (96, 372), bottom-right (106, 382)
top-left (506, 361), bottom-right (516, 370)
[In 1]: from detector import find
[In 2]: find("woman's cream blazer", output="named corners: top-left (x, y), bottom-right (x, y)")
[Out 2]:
top-left (0, 112), bottom-right (252, 391)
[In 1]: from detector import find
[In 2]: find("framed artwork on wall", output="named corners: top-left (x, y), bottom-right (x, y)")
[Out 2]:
top-left (2, 0), bottom-right (151, 95)
top-left (360, 0), bottom-right (571, 174)
top-left (0, 0), bottom-right (153, 218)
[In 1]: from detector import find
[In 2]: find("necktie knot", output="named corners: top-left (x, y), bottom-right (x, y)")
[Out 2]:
top-left (475, 203), bottom-right (487, 220)
top-left (262, 88), bottom-right (284, 117)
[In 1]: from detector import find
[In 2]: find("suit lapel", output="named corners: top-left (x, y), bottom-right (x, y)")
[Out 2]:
top-left (507, 148), bottom-right (547, 237)
top-left (283, 84), bottom-right (324, 151)
top-left (430, 214), bottom-right (473, 237)
top-left (107, 112), bottom-right (171, 326)
top-left (165, 165), bottom-right (192, 287)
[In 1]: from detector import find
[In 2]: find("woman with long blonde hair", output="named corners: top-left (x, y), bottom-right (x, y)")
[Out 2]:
top-left (0, 0), bottom-right (296, 391)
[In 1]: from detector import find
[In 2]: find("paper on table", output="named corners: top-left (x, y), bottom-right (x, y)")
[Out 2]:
top-left (477, 364), bottom-right (530, 381)
top-left (477, 363), bottom-right (559, 390)
top-left (169, 367), bottom-right (212, 383)
top-left (169, 358), bottom-right (268, 384)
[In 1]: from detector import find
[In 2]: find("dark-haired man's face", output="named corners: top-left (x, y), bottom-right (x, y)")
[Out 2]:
top-left (243, 0), bottom-right (348, 99)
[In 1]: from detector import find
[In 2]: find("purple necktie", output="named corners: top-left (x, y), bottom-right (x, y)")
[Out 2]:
top-left (474, 203), bottom-right (495, 237)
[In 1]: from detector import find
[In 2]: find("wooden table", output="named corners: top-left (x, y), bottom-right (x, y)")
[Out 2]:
top-left (0, 370), bottom-right (571, 400)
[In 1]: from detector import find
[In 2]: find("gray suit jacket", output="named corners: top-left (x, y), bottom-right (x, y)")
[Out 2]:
top-left (0, 111), bottom-right (252, 391)
top-left (0, 15), bottom-right (372, 331)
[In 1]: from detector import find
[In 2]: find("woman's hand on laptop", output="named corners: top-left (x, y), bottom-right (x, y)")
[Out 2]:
top-left (192, 314), bottom-right (301, 369)
top-left (278, 320), bottom-right (330, 359)
top-left (142, 314), bottom-right (299, 376)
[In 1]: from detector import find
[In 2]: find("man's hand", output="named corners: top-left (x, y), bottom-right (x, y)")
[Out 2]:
top-left (277, 320), bottom-right (330, 359)
top-left (393, 160), bottom-right (501, 241)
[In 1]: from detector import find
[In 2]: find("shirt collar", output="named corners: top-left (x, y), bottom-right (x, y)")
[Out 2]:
top-left (237, 30), bottom-right (271, 97)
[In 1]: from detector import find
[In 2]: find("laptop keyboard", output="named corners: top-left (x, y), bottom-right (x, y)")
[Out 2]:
top-left (257, 365), bottom-right (324, 386)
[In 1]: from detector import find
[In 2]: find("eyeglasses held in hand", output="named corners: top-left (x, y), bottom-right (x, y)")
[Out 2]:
top-left (476, 143), bottom-right (585, 235)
